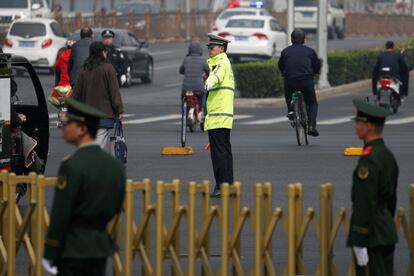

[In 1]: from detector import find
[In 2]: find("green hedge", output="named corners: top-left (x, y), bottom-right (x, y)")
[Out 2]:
top-left (234, 40), bottom-right (414, 98)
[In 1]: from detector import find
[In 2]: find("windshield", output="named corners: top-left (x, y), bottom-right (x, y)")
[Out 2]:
top-left (10, 23), bottom-right (46, 38)
top-left (294, 0), bottom-right (317, 7)
top-left (116, 3), bottom-right (150, 14)
top-left (226, 19), bottom-right (265, 28)
top-left (0, 0), bottom-right (28, 8)
top-left (219, 10), bottom-right (256, 20)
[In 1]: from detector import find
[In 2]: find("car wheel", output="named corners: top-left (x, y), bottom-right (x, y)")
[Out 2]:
top-left (124, 65), bottom-right (132, 87)
top-left (328, 22), bottom-right (336, 39)
top-left (141, 61), bottom-right (153, 84)
top-left (270, 43), bottom-right (277, 59)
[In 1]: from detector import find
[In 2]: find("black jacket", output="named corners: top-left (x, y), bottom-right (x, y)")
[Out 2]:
top-left (68, 37), bottom-right (92, 87)
top-left (372, 50), bottom-right (409, 95)
top-left (179, 42), bottom-right (210, 92)
top-left (278, 44), bottom-right (320, 81)
top-left (106, 44), bottom-right (128, 78)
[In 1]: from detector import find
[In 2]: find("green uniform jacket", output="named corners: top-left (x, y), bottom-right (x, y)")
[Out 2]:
top-left (204, 52), bottom-right (235, 131)
top-left (347, 138), bottom-right (399, 248)
top-left (44, 144), bottom-right (126, 264)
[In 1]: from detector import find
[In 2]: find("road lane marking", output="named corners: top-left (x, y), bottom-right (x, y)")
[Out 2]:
top-left (49, 113), bottom-right (135, 120)
top-left (123, 114), bottom-right (181, 125)
top-left (169, 114), bottom-right (253, 125)
top-left (242, 116), bottom-right (288, 125)
top-left (386, 116), bottom-right (414, 125)
top-left (318, 116), bottom-right (353, 125)
top-left (154, 64), bottom-right (179, 71)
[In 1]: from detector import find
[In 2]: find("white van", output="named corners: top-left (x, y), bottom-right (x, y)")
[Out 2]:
top-left (0, 0), bottom-right (51, 26)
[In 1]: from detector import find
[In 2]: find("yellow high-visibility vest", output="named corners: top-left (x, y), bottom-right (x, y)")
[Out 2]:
top-left (204, 52), bottom-right (235, 131)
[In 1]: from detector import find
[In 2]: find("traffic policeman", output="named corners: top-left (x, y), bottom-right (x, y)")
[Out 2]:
top-left (204, 34), bottom-right (234, 198)
top-left (347, 98), bottom-right (399, 276)
top-left (278, 28), bottom-right (321, 136)
top-left (43, 98), bottom-right (126, 275)
top-left (372, 40), bottom-right (409, 98)
top-left (101, 29), bottom-right (129, 87)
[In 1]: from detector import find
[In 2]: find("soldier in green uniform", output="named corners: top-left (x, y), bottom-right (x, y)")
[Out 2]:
top-left (347, 98), bottom-right (399, 276)
top-left (42, 98), bottom-right (126, 276)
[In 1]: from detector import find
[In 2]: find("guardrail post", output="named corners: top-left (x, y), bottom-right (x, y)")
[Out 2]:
top-left (221, 183), bottom-right (230, 276)
top-left (6, 173), bottom-right (16, 276)
top-left (155, 180), bottom-right (164, 276)
top-left (188, 182), bottom-right (197, 276)
top-left (410, 184), bottom-right (414, 275)
top-left (320, 184), bottom-right (330, 276)
top-left (254, 183), bottom-right (263, 276)
top-left (124, 179), bottom-right (134, 276)
top-left (34, 175), bottom-right (46, 276)
top-left (263, 182), bottom-right (272, 276)
top-left (295, 183), bottom-right (304, 274)
top-left (287, 184), bottom-right (296, 276)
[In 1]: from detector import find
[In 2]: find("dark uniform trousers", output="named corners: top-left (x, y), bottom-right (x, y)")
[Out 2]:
top-left (284, 79), bottom-right (318, 129)
top-left (208, 128), bottom-right (233, 190)
top-left (58, 258), bottom-right (106, 276)
top-left (355, 245), bottom-right (395, 276)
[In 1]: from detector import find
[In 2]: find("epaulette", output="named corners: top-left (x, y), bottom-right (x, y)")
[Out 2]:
top-left (361, 145), bottom-right (373, 156)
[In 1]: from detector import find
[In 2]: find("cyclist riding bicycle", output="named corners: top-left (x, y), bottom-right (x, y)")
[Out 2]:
top-left (278, 28), bottom-right (321, 137)
top-left (179, 42), bottom-right (210, 121)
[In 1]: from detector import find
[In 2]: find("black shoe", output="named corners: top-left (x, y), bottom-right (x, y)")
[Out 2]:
top-left (308, 128), bottom-right (319, 137)
top-left (286, 112), bottom-right (294, 121)
top-left (210, 190), bottom-right (221, 198)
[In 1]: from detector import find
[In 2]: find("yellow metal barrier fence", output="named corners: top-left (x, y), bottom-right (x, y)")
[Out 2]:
top-left (0, 172), bottom-right (413, 275)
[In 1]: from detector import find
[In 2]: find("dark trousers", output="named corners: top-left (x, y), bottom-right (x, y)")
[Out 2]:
top-left (57, 258), bottom-right (107, 276)
top-left (355, 245), bottom-right (395, 276)
top-left (284, 79), bottom-right (318, 129)
top-left (208, 128), bottom-right (233, 190)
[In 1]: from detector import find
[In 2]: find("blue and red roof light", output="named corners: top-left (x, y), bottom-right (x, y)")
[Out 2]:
top-left (228, 1), bottom-right (264, 8)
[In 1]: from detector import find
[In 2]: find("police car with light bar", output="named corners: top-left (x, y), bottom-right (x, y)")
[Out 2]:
top-left (212, 1), bottom-right (271, 33)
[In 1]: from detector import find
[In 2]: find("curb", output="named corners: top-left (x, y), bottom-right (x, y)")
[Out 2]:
top-left (234, 70), bottom-right (414, 108)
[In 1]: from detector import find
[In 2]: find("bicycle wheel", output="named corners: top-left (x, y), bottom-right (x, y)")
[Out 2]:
top-left (181, 99), bottom-right (187, 147)
top-left (294, 94), bottom-right (307, 146)
top-left (299, 95), bottom-right (309, 145)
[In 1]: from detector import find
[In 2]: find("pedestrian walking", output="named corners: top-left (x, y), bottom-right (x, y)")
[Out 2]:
top-left (204, 34), bottom-right (234, 198)
top-left (101, 29), bottom-right (128, 87)
top-left (42, 98), bottom-right (126, 276)
top-left (347, 98), bottom-right (399, 276)
top-left (72, 41), bottom-right (124, 152)
top-left (68, 27), bottom-right (93, 87)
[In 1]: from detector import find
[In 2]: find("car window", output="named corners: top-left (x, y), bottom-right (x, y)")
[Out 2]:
top-left (11, 67), bottom-right (38, 106)
top-left (0, 0), bottom-right (28, 8)
top-left (219, 10), bottom-right (256, 19)
top-left (10, 23), bottom-right (46, 38)
top-left (69, 30), bottom-right (122, 45)
top-left (50, 22), bottom-right (64, 37)
top-left (116, 3), bottom-right (152, 15)
top-left (226, 19), bottom-right (265, 28)
top-left (294, 0), bottom-right (317, 7)
top-left (128, 33), bottom-right (139, 46)
top-left (270, 20), bottom-right (282, 31)
top-left (119, 33), bottom-right (131, 46)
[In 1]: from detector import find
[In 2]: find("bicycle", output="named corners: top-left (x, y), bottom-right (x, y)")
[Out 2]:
top-left (290, 91), bottom-right (308, 146)
top-left (181, 91), bottom-right (204, 147)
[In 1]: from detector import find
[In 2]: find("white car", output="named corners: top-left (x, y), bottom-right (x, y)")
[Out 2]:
top-left (0, 0), bottom-right (51, 26)
top-left (212, 7), bottom-right (271, 33)
top-left (2, 18), bottom-right (67, 72)
top-left (294, 0), bottom-right (346, 39)
top-left (217, 15), bottom-right (287, 61)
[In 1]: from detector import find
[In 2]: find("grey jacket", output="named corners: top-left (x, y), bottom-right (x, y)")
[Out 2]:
top-left (179, 42), bottom-right (209, 93)
top-left (68, 37), bottom-right (92, 87)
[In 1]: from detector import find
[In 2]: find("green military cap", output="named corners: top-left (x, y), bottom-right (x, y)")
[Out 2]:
top-left (352, 97), bottom-right (392, 124)
top-left (64, 97), bottom-right (105, 124)
top-left (206, 33), bottom-right (231, 47)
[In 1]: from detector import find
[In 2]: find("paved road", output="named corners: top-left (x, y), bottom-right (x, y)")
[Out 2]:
top-left (13, 37), bottom-right (414, 274)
